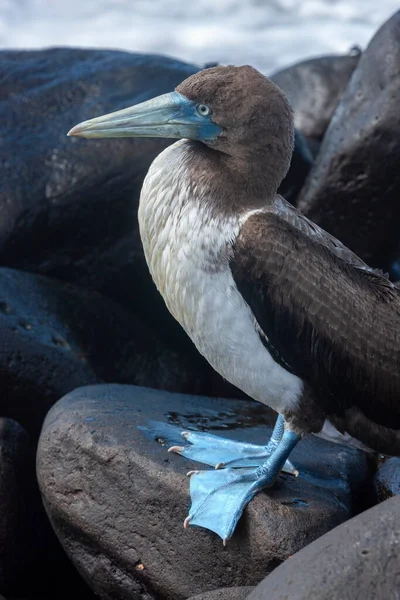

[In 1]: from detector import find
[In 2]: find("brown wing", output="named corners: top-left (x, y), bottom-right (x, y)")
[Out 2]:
top-left (272, 195), bottom-right (388, 276)
top-left (230, 210), bottom-right (400, 428)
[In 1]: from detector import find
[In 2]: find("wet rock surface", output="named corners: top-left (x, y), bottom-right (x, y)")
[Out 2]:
top-left (298, 11), bottom-right (400, 269)
top-left (0, 267), bottom-right (206, 436)
top-left (37, 384), bottom-right (370, 600)
top-left (247, 495), bottom-right (400, 600)
top-left (271, 49), bottom-right (360, 142)
top-left (374, 457), bottom-right (400, 501)
top-left (188, 587), bottom-right (254, 600)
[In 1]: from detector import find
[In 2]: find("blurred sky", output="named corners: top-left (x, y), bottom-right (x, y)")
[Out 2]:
top-left (0, 0), bottom-right (399, 73)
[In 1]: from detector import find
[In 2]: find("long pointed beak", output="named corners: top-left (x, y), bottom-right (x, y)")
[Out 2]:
top-left (67, 91), bottom-right (222, 142)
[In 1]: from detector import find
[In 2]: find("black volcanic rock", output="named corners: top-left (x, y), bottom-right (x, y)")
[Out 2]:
top-left (0, 267), bottom-right (206, 436)
top-left (37, 384), bottom-right (370, 600)
top-left (298, 11), bottom-right (400, 269)
top-left (271, 49), bottom-right (360, 143)
top-left (246, 495), bottom-right (400, 600)
top-left (0, 48), bottom-right (199, 355)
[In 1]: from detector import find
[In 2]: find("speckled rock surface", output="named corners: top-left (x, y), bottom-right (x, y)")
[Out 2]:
top-left (246, 495), bottom-right (400, 600)
top-left (298, 11), bottom-right (400, 269)
top-left (38, 384), bottom-right (370, 600)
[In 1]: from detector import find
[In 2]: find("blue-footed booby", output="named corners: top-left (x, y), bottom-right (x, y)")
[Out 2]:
top-left (68, 65), bottom-right (400, 544)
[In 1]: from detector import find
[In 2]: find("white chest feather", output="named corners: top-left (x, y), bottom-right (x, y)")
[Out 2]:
top-left (138, 140), bottom-right (303, 413)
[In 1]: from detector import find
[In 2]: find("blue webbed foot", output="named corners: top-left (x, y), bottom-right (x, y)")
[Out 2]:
top-left (168, 414), bottom-right (298, 475)
top-left (184, 467), bottom-right (265, 543)
top-left (171, 422), bottom-right (301, 543)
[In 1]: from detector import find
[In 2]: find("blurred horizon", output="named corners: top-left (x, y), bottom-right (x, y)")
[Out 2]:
top-left (0, 0), bottom-right (399, 73)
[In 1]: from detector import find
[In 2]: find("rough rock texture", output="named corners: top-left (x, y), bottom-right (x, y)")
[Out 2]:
top-left (247, 495), bottom-right (400, 600)
top-left (38, 384), bottom-right (370, 600)
top-left (374, 457), bottom-right (400, 501)
top-left (188, 587), bottom-right (254, 600)
top-left (298, 11), bottom-right (400, 269)
top-left (271, 49), bottom-right (360, 142)
top-left (0, 267), bottom-right (206, 436)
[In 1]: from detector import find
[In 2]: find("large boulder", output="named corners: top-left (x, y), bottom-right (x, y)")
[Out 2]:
top-left (37, 384), bottom-right (370, 600)
top-left (271, 48), bottom-right (360, 143)
top-left (246, 495), bottom-right (400, 600)
top-left (298, 11), bottom-right (400, 269)
top-left (0, 48), bottom-right (199, 355)
top-left (0, 267), bottom-right (206, 436)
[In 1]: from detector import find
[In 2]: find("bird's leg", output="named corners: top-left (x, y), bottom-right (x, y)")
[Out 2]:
top-left (168, 413), bottom-right (298, 475)
top-left (264, 414), bottom-right (297, 473)
top-left (266, 412), bottom-right (285, 447)
top-left (183, 427), bottom-right (301, 543)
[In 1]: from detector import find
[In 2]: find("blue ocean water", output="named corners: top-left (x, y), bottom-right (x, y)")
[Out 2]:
top-left (0, 0), bottom-right (398, 73)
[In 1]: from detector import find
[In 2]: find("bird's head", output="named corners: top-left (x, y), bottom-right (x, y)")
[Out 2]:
top-left (68, 65), bottom-right (294, 192)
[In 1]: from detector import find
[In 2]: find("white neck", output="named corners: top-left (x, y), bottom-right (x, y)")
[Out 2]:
top-left (137, 139), bottom-right (303, 415)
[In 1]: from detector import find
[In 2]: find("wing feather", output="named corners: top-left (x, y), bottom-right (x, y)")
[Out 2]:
top-left (271, 196), bottom-right (388, 276)
top-left (230, 208), bottom-right (400, 428)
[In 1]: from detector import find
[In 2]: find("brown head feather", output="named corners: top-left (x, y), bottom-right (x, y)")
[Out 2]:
top-left (176, 65), bottom-right (294, 207)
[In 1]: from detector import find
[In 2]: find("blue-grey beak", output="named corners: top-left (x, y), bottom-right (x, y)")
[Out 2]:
top-left (67, 91), bottom-right (222, 141)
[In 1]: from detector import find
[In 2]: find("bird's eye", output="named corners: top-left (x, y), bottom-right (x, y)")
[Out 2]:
top-left (196, 104), bottom-right (211, 117)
